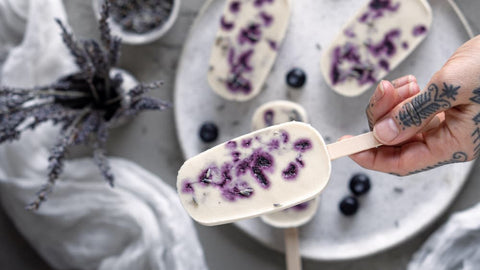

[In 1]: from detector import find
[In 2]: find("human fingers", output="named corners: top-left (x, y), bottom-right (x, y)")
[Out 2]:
top-left (356, 80), bottom-right (477, 174)
top-left (372, 79), bottom-right (471, 145)
top-left (392, 74), bottom-right (417, 88)
top-left (373, 35), bottom-right (480, 145)
top-left (366, 76), bottom-right (420, 130)
top-left (352, 36), bottom-right (480, 174)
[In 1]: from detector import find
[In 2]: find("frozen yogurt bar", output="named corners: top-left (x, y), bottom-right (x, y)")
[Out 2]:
top-left (321, 0), bottom-right (432, 96)
top-left (177, 122), bottom-right (331, 225)
top-left (177, 121), bottom-right (381, 225)
top-left (208, 0), bottom-right (291, 101)
top-left (251, 100), bottom-right (308, 130)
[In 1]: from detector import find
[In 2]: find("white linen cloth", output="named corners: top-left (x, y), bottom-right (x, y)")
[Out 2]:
top-left (408, 203), bottom-right (480, 270)
top-left (0, 0), bottom-right (207, 269)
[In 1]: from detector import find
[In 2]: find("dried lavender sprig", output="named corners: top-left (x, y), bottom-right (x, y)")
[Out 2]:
top-left (0, 110), bottom-right (30, 141)
top-left (35, 90), bottom-right (90, 98)
top-left (120, 96), bottom-right (171, 118)
top-left (21, 104), bottom-right (79, 131)
top-left (0, 94), bottom-right (35, 110)
top-left (0, 129), bottom-right (20, 144)
top-left (55, 19), bottom-right (100, 103)
top-left (0, 103), bottom-right (69, 143)
top-left (0, 100), bottom-right (54, 118)
top-left (0, 86), bottom-right (35, 95)
top-left (104, 80), bottom-right (164, 106)
top-left (73, 111), bottom-right (101, 145)
top-left (1, 86), bottom-right (87, 98)
top-left (127, 81), bottom-right (164, 98)
top-left (99, 1), bottom-right (112, 51)
top-left (109, 37), bottom-right (122, 67)
top-left (0, 88), bottom-right (88, 113)
top-left (93, 146), bottom-right (114, 187)
top-left (90, 117), bottom-right (114, 187)
top-left (25, 134), bottom-right (69, 211)
top-left (83, 40), bottom-right (109, 76)
top-left (1, 100), bottom-right (56, 123)
top-left (26, 108), bottom-right (90, 210)
top-left (25, 183), bottom-right (54, 211)
top-left (55, 19), bottom-right (91, 74)
top-left (99, 0), bottom-right (121, 66)
top-left (82, 39), bottom-right (111, 100)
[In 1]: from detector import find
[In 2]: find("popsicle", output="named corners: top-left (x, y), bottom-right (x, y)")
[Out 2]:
top-left (251, 100), bottom-right (308, 131)
top-left (320, 0), bottom-right (433, 97)
top-left (207, 0), bottom-right (291, 101)
top-left (251, 100), bottom-right (318, 228)
top-left (177, 122), bottom-right (381, 226)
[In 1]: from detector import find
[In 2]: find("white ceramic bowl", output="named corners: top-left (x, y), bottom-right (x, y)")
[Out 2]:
top-left (92, 0), bottom-right (181, 45)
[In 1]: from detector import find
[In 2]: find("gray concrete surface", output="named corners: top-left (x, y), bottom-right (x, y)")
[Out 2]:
top-left (0, 0), bottom-right (479, 269)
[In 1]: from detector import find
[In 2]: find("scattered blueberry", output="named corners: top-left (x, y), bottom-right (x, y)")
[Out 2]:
top-left (339, 196), bottom-right (359, 216)
top-left (349, 173), bottom-right (371, 196)
top-left (199, 122), bottom-right (219, 143)
top-left (286, 68), bottom-right (307, 88)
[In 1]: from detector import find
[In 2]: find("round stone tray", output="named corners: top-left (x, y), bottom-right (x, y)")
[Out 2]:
top-left (174, 0), bottom-right (473, 260)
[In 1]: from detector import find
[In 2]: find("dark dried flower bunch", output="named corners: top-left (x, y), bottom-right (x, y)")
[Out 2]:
top-left (0, 1), bottom-right (170, 210)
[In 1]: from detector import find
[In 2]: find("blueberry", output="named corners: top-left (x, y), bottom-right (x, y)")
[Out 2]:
top-left (339, 196), bottom-right (359, 216)
top-left (199, 122), bottom-right (219, 143)
top-left (286, 68), bottom-right (307, 88)
top-left (349, 173), bottom-right (371, 196)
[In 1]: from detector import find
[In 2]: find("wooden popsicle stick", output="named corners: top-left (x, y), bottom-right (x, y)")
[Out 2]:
top-left (284, 227), bottom-right (302, 270)
top-left (326, 132), bottom-right (382, 161)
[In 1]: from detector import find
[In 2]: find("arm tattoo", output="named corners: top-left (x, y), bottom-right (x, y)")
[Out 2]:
top-left (397, 83), bottom-right (460, 129)
top-left (472, 113), bottom-right (480, 158)
top-left (406, 152), bottom-right (468, 175)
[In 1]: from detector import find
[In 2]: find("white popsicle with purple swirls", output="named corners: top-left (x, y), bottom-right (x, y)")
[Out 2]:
top-left (177, 121), bottom-right (331, 226)
top-left (320, 0), bottom-right (432, 97)
top-left (177, 121), bottom-right (381, 225)
top-left (207, 0), bottom-right (291, 101)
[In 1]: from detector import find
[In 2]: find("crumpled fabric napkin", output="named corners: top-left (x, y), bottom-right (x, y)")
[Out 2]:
top-left (408, 203), bottom-right (480, 270)
top-left (0, 0), bottom-right (27, 77)
top-left (0, 0), bottom-right (207, 269)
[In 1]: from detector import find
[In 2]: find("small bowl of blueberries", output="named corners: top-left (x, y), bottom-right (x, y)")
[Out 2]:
top-left (92, 0), bottom-right (181, 45)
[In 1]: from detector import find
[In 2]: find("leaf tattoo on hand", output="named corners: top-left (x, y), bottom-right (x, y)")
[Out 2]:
top-left (397, 83), bottom-right (459, 128)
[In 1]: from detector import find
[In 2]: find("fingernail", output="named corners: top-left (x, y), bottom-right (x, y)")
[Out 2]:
top-left (374, 117), bottom-right (399, 143)
top-left (374, 81), bottom-right (386, 102)
top-left (398, 82), bottom-right (415, 99)
top-left (392, 80), bottom-right (397, 88)
top-left (408, 75), bottom-right (416, 83)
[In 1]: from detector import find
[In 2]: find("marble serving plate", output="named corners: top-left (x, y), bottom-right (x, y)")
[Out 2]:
top-left (174, 0), bottom-right (473, 261)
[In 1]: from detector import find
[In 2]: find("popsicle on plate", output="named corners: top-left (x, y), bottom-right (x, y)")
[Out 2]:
top-left (251, 100), bottom-right (318, 228)
top-left (207, 0), bottom-right (291, 101)
top-left (251, 100), bottom-right (308, 130)
top-left (177, 121), bottom-right (381, 226)
top-left (321, 0), bottom-right (433, 97)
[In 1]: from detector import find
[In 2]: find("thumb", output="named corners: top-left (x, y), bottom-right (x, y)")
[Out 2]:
top-left (373, 81), bottom-right (466, 145)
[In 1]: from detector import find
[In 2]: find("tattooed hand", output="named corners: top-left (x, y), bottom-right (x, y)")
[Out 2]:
top-left (349, 35), bottom-right (480, 176)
